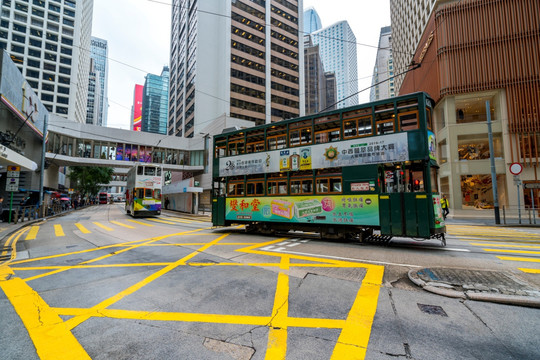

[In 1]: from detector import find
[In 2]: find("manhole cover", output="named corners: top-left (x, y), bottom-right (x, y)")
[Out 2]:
top-left (417, 303), bottom-right (448, 316)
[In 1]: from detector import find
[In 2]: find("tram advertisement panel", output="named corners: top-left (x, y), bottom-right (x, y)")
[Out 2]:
top-left (219, 133), bottom-right (409, 177)
top-left (225, 195), bottom-right (380, 226)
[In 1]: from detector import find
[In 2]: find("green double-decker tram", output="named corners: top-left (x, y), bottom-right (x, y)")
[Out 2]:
top-left (212, 92), bottom-right (446, 244)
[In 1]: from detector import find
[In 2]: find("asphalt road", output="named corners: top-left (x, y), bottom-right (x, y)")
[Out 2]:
top-left (0, 204), bottom-right (539, 359)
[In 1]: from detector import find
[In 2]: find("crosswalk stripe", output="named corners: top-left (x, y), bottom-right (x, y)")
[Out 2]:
top-left (483, 248), bottom-right (540, 255)
top-left (75, 223), bottom-right (91, 234)
top-left (25, 226), bottom-right (40, 240)
top-left (93, 222), bottom-right (113, 231)
top-left (469, 242), bottom-right (540, 249)
top-left (519, 268), bottom-right (540, 274)
top-left (147, 218), bottom-right (177, 225)
top-left (496, 256), bottom-right (540, 263)
top-left (54, 224), bottom-right (65, 237)
top-left (161, 217), bottom-right (193, 224)
top-left (110, 221), bottom-right (135, 229)
top-left (127, 219), bottom-right (154, 227)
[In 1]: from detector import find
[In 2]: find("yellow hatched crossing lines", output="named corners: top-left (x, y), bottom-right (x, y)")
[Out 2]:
top-left (22, 217), bottom-right (199, 240)
top-left (447, 225), bottom-right (540, 274)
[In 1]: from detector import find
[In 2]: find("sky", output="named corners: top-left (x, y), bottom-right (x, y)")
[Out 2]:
top-left (92, 0), bottom-right (390, 130)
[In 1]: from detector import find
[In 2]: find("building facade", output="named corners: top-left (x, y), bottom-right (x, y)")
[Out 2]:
top-left (390, 0), bottom-right (437, 91)
top-left (87, 36), bottom-right (108, 126)
top-left (370, 26), bottom-right (394, 102)
top-left (311, 20), bottom-right (358, 108)
top-left (141, 66), bottom-right (169, 135)
top-left (394, 0), bottom-right (540, 213)
top-left (168, 0), bottom-right (303, 137)
top-left (0, 0), bottom-right (93, 123)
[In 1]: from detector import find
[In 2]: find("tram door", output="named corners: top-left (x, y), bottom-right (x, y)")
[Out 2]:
top-left (379, 164), bottom-right (431, 238)
top-left (211, 182), bottom-right (226, 226)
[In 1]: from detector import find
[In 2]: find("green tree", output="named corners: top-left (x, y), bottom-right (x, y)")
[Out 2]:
top-left (68, 166), bottom-right (114, 198)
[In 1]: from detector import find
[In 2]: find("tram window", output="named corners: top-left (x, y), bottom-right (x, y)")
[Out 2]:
top-left (316, 177), bottom-right (342, 194)
top-left (268, 135), bottom-right (287, 150)
top-left (144, 167), bottom-right (155, 176)
top-left (411, 171), bottom-right (424, 192)
top-left (228, 182), bottom-right (245, 196)
top-left (216, 146), bottom-right (226, 158)
top-left (136, 189), bottom-right (145, 198)
top-left (137, 166), bottom-right (143, 175)
top-left (399, 110), bottom-right (419, 131)
top-left (228, 140), bottom-right (244, 156)
top-left (315, 128), bottom-right (340, 143)
top-left (145, 189), bottom-right (153, 198)
top-left (430, 167), bottom-right (439, 193)
top-left (154, 189), bottom-right (161, 199)
top-left (157, 168), bottom-right (162, 176)
top-left (344, 116), bottom-right (372, 138)
top-left (377, 120), bottom-right (395, 135)
top-left (290, 127), bottom-right (312, 147)
top-left (290, 179), bottom-right (313, 194)
top-left (426, 107), bottom-right (433, 130)
top-left (247, 181), bottom-right (264, 196)
top-left (268, 179), bottom-right (287, 195)
top-left (246, 141), bottom-right (264, 153)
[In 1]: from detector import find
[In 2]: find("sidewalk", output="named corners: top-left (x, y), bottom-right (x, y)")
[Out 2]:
top-left (409, 268), bottom-right (540, 308)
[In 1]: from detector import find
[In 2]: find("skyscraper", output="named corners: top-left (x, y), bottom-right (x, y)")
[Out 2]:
top-left (141, 66), bottom-right (169, 135)
top-left (311, 21), bottom-right (358, 108)
top-left (303, 7), bottom-right (322, 34)
top-left (168, 0), bottom-right (303, 137)
top-left (0, 0), bottom-right (93, 123)
top-left (85, 58), bottom-right (101, 125)
top-left (304, 34), bottom-right (336, 115)
top-left (370, 26), bottom-right (394, 101)
top-left (88, 36), bottom-right (108, 126)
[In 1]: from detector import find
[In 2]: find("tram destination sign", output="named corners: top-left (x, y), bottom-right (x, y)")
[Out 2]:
top-left (219, 132), bottom-right (409, 177)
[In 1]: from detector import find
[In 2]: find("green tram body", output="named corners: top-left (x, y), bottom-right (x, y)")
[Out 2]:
top-left (211, 92), bottom-right (446, 242)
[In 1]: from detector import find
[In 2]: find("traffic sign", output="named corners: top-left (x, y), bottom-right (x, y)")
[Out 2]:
top-left (7, 165), bottom-right (20, 178)
top-left (509, 162), bottom-right (523, 175)
top-left (5, 177), bottom-right (19, 192)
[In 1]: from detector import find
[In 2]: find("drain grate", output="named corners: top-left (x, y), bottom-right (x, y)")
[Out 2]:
top-left (417, 303), bottom-right (448, 317)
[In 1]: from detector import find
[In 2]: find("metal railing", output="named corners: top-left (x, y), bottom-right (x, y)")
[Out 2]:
top-left (502, 206), bottom-right (539, 225)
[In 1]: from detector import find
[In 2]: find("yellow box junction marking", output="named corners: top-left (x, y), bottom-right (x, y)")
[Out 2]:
top-left (519, 268), bottom-right (540, 274)
top-left (0, 276), bottom-right (91, 359)
top-left (2, 227), bottom-right (384, 359)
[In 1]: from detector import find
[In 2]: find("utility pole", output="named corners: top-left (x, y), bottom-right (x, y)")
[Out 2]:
top-left (486, 101), bottom-right (500, 224)
top-left (39, 114), bottom-right (48, 215)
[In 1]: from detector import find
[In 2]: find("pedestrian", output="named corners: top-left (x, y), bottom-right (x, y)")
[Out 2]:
top-left (164, 197), bottom-right (170, 210)
top-left (0, 196), bottom-right (4, 222)
top-left (441, 195), bottom-right (450, 219)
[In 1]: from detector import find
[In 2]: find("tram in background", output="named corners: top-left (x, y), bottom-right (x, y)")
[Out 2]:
top-left (125, 164), bottom-right (163, 217)
top-left (211, 92), bottom-right (446, 244)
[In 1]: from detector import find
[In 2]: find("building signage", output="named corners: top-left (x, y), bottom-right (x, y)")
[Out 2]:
top-left (226, 195), bottom-right (380, 226)
top-left (218, 132), bottom-right (409, 177)
top-left (0, 51), bottom-right (47, 138)
top-left (132, 84), bottom-right (143, 131)
top-left (5, 165), bottom-right (20, 192)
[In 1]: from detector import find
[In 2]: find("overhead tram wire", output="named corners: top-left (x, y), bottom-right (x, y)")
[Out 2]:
top-left (319, 62), bottom-right (421, 113)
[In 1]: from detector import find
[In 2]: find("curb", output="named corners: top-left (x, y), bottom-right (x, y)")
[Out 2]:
top-left (408, 269), bottom-right (540, 308)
